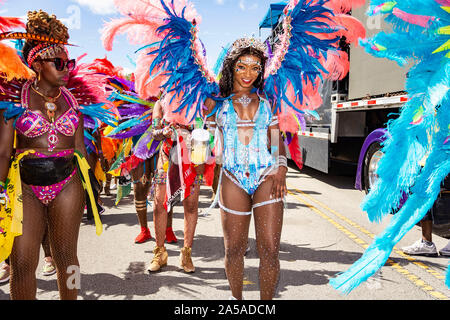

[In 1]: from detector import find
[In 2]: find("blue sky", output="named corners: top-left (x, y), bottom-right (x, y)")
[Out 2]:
top-left (1, 0), bottom-right (283, 74)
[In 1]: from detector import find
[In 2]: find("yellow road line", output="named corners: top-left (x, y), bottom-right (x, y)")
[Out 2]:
top-left (286, 185), bottom-right (449, 300)
top-left (289, 184), bottom-right (448, 282)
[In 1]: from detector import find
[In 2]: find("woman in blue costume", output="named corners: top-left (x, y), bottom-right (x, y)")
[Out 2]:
top-left (204, 40), bottom-right (288, 300)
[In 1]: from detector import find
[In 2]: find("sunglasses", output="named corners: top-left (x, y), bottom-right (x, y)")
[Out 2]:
top-left (38, 58), bottom-right (76, 72)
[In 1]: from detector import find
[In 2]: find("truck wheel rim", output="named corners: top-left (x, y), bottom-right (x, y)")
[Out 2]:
top-left (368, 150), bottom-right (384, 188)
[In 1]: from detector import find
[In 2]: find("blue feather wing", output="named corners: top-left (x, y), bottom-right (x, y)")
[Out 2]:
top-left (142, 0), bottom-right (219, 122)
top-left (264, 0), bottom-right (341, 113)
top-left (330, 0), bottom-right (450, 293)
top-left (78, 103), bottom-right (117, 132)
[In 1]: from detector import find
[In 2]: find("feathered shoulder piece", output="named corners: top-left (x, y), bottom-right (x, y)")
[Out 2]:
top-left (329, 0), bottom-right (450, 294)
top-left (86, 56), bottom-right (127, 79)
top-left (0, 13), bottom-right (31, 120)
top-left (103, 0), bottom-right (365, 127)
top-left (358, 0), bottom-right (449, 223)
top-left (265, 0), bottom-right (365, 133)
top-left (107, 90), bottom-right (156, 140)
top-left (65, 55), bottom-right (117, 130)
top-left (102, 0), bottom-right (216, 125)
top-left (0, 14), bottom-right (35, 81)
top-left (0, 77), bottom-right (26, 121)
top-left (81, 55), bottom-right (156, 140)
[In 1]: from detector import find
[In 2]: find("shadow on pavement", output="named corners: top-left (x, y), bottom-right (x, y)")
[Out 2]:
top-left (291, 165), bottom-right (356, 191)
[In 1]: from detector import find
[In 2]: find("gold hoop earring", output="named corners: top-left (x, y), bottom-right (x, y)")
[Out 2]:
top-left (34, 72), bottom-right (41, 89)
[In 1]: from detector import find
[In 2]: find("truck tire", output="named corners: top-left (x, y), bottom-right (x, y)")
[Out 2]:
top-left (363, 142), bottom-right (384, 194)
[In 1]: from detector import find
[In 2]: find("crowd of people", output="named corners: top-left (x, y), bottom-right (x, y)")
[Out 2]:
top-left (0, 4), bottom-right (292, 300)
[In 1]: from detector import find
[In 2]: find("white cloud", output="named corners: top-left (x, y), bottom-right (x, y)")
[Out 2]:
top-left (238, 0), bottom-right (258, 11)
top-left (239, 0), bottom-right (245, 10)
top-left (71, 0), bottom-right (117, 15)
top-left (215, 0), bottom-right (225, 4)
top-left (122, 66), bottom-right (135, 75)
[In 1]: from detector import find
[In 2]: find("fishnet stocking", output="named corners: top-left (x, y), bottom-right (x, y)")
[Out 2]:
top-left (42, 226), bottom-right (51, 257)
top-left (220, 173), bottom-right (283, 300)
top-left (153, 150), bottom-right (169, 247)
top-left (252, 177), bottom-right (283, 300)
top-left (10, 172), bottom-right (85, 300)
top-left (220, 173), bottom-right (252, 300)
top-left (46, 172), bottom-right (85, 300)
top-left (9, 182), bottom-right (47, 300)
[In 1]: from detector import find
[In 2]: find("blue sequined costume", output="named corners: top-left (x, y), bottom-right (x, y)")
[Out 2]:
top-left (215, 96), bottom-right (281, 215)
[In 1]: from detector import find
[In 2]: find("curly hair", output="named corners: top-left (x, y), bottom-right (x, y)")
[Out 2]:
top-left (22, 10), bottom-right (69, 64)
top-left (218, 46), bottom-right (267, 98)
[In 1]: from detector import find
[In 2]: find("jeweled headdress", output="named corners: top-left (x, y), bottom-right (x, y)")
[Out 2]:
top-left (227, 37), bottom-right (267, 60)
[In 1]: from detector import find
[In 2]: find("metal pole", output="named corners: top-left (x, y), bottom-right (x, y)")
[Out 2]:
top-left (270, 6), bottom-right (273, 45)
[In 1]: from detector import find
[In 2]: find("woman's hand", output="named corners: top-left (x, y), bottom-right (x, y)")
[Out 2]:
top-left (163, 125), bottom-right (174, 139)
top-left (269, 166), bottom-right (287, 199)
top-left (152, 128), bottom-right (165, 141)
top-left (154, 124), bottom-right (176, 141)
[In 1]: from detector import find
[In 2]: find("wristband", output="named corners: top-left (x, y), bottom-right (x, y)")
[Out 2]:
top-left (278, 155), bottom-right (288, 168)
top-left (153, 118), bottom-right (162, 127)
top-left (153, 129), bottom-right (164, 136)
top-left (0, 181), bottom-right (5, 190)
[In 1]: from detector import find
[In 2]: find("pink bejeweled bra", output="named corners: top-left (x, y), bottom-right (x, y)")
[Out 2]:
top-left (15, 80), bottom-right (80, 151)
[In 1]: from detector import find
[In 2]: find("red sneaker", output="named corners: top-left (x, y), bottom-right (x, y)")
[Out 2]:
top-left (135, 227), bottom-right (152, 244)
top-left (165, 227), bottom-right (178, 243)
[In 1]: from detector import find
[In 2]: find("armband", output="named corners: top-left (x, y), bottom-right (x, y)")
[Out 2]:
top-left (153, 118), bottom-right (162, 127)
top-left (278, 155), bottom-right (288, 168)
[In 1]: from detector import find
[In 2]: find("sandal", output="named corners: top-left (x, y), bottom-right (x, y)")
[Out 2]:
top-left (42, 257), bottom-right (57, 276)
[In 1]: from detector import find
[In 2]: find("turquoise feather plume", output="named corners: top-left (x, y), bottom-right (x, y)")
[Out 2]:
top-left (331, 100), bottom-right (450, 294)
top-left (330, 0), bottom-right (450, 293)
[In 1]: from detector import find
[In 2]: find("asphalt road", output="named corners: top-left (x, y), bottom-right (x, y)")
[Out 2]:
top-left (1, 164), bottom-right (449, 301)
